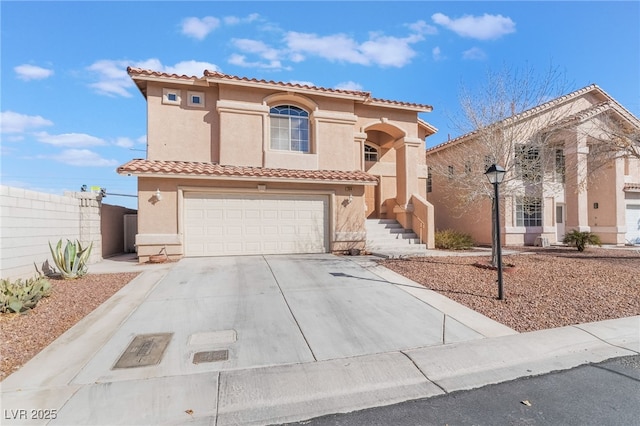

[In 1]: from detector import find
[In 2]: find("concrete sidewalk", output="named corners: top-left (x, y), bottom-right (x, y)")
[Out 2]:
top-left (1, 254), bottom-right (638, 426)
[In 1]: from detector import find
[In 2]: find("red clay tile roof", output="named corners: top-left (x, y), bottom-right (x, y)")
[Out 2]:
top-left (203, 70), bottom-right (370, 97)
top-left (118, 159), bottom-right (378, 184)
top-left (127, 67), bottom-right (432, 111)
top-left (127, 67), bottom-right (201, 80)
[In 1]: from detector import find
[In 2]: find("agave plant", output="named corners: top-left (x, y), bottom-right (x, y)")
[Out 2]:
top-left (1, 276), bottom-right (51, 313)
top-left (49, 239), bottom-right (93, 279)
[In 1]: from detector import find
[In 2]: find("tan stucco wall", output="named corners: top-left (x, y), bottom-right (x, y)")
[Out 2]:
top-left (147, 84), bottom-right (215, 162)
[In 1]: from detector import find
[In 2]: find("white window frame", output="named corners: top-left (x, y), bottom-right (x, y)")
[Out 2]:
top-left (269, 105), bottom-right (310, 153)
top-left (364, 144), bottom-right (378, 162)
top-left (162, 88), bottom-right (181, 105)
top-left (187, 91), bottom-right (205, 108)
top-left (515, 197), bottom-right (543, 227)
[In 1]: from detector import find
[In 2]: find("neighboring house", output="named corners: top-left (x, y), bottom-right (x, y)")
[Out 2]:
top-left (426, 84), bottom-right (640, 247)
top-left (118, 68), bottom-right (437, 262)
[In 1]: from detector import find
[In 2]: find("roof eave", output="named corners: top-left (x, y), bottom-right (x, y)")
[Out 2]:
top-left (117, 170), bottom-right (377, 185)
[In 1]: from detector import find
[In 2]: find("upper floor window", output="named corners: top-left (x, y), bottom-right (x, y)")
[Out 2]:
top-left (162, 88), bottom-right (181, 105)
top-left (188, 91), bottom-right (204, 108)
top-left (515, 144), bottom-right (541, 182)
top-left (364, 144), bottom-right (378, 162)
top-left (270, 105), bottom-right (309, 153)
top-left (555, 149), bottom-right (565, 183)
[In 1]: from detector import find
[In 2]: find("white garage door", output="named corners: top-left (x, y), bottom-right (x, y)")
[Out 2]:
top-left (626, 204), bottom-right (640, 245)
top-left (184, 193), bottom-right (329, 256)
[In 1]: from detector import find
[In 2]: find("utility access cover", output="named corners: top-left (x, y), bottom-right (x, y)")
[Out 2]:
top-left (193, 350), bottom-right (229, 364)
top-left (113, 333), bottom-right (173, 369)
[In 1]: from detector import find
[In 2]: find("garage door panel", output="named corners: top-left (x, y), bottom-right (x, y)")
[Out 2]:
top-left (184, 193), bottom-right (328, 256)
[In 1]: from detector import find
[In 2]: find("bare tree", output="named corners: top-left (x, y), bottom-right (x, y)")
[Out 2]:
top-left (428, 63), bottom-right (573, 265)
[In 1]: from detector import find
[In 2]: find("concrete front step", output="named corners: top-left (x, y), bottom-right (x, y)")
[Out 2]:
top-left (365, 219), bottom-right (426, 253)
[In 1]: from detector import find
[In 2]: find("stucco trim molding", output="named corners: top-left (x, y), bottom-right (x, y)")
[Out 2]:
top-left (313, 110), bottom-right (358, 125)
top-left (216, 100), bottom-right (269, 115)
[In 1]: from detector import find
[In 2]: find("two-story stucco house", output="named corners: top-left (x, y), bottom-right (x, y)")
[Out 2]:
top-left (426, 84), bottom-right (640, 247)
top-left (117, 68), bottom-right (437, 262)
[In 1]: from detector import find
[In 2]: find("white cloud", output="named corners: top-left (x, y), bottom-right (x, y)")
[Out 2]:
top-left (1, 111), bottom-right (53, 133)
top-left (137, 135), bottom-right (147, 144)
top-left (285, 32), bottom-right (369, 65)
top-left (432, 12), bottom-right (516, 40)
top-left (86, 59), bottom-right (221, 97)
top-left (335, 81), bottom-right (364, 91)
top-left (114, 137), bottom-right (134, 148)
top-left (181, 16), bottom-right (220, 40)
top-left (35, 131), bottom-right (107, 148)
top-left (224, 13), bottom-right (259, 26)
top-left (406, 20), bottom-right (438, 36)
top-left (50, 149), bottom-right (118, 167)
top-left (228, 53), bottom-right (285, 70)
top-left (283, 31), bottom-right (422, 68)
top-left (432, 46), bottom-right (444, 61)
top-left (15, 64), bottom-right (54, 81)
top-left (462, 47), bottom-right (487, 60)
top-left (360, 34), bottom-right (419, 67)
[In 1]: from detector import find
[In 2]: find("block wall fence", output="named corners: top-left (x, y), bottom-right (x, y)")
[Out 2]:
top-left (0, 185), bottom-right (134, 281)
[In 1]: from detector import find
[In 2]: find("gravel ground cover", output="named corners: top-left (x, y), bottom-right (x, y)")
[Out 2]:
top-left (381, 246), bottom-right (640, 333)
top-left (1, 272), bottom-right (139, 381)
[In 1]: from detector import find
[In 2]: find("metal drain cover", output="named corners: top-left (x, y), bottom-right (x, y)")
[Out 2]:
top-left (113, 333), bottom-right (173, 369)
top-left (193, 350), bottom-right (229, 364)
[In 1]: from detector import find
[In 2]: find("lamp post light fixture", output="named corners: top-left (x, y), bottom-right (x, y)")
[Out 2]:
top-left (485, 164), bottom-right (506, 300)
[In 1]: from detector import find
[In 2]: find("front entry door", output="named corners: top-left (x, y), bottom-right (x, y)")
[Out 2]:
top-left (556, 204), bottom-right (565, 242)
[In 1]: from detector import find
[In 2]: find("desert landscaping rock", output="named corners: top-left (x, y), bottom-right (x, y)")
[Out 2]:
top-left (0, 272), bottom-right (139, 380)
top-left (382, 247), bottom-right (639, 333)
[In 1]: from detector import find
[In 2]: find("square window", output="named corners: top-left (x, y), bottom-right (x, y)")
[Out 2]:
top-left (188, 91), bottom-right (205, 108)
top-left (162, 88), bottom-right (180, 105)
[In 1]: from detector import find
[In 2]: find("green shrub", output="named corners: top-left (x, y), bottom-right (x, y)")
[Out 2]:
top-left (1, 276), bottom-right (52, 313)
top-left (562, 230), bottom-right (602, 252)
top-left (435, 229), bottom-right (474, 250)
top-left (49, 239), bottom-right (92, 279)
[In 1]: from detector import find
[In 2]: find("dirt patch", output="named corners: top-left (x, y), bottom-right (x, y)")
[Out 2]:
top-left (381, 246), bottom-right (640, 333)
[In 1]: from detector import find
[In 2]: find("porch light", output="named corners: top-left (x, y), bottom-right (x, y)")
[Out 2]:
top-left (155, 188), bottom-right (162, 201)
top-left (484, 164), bottom-right (506, 184)
top-left (485, 164), bottom-right (506, 300)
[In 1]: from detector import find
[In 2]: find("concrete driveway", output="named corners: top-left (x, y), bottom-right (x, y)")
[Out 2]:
top-left (73, 254), bottom-right (503, 385)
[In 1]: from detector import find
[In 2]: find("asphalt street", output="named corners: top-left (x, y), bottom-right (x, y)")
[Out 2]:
top-left (288, 355), bottom-right (640, 426)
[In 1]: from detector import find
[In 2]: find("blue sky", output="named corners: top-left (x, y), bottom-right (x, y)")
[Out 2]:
top-left (1, 1), bottom-right (639, 209)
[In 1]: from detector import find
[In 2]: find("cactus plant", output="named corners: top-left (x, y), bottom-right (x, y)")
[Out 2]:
top-left (1, 276), bottom-right (51, 313)
top-left (49, 239), bottom-right (93, 279)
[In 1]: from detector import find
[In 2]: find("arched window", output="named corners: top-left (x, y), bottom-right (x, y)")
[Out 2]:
top-left (270, 105), bottom-right (309, 152)
top-left (364, 144), bottom-right (378, 162)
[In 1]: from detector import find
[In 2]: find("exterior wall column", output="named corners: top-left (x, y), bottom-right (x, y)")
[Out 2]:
top-left (66, 191), bottom-right (103, 264)
top-left (393, 137), bottom-right (423, 230)
top-left (564, 127), bottom-right (590, 232)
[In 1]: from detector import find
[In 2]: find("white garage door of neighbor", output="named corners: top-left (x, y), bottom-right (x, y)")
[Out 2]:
top-left (626, 204), bottom-right (640, 245)
top-left (184, 193), bottom-right (329, 256)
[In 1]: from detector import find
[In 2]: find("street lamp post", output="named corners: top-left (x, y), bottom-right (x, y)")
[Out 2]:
top-left (485, 164), bottom-right (506, 300)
